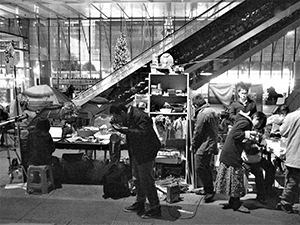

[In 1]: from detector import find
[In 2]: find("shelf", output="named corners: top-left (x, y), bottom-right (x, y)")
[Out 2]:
top-left (150, 95), bottom-right (187, 108)
top-left (149, 73), bottom-right (188, 91)
top-left (148, 71), bottom-right (189, 179)
top-left (150, 112), bottom-right (187, 116)
top-left (150, 95), bottom-right (187, 98)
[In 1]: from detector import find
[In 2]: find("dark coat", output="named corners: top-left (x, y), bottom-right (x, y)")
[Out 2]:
top-left (229, 97), bottom-right (257, 122)
top-left (124, 106), bottom-right (161, 165)
top-left (27, 119), bottom-right (55, 166)
top-left (191, 103), bottom-right (219, 155)
top-left (219, 113), bottom-right (253, 169)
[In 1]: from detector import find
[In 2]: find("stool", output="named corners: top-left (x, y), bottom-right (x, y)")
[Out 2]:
top-left (27, 165), bottom-right (55, 194)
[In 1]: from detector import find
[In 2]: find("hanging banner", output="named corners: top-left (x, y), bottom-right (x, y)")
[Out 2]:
top-left (4, 41), bottom-right (16, 74)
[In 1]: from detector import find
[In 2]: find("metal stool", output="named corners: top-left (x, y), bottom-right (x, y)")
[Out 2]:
top-left (27, 165), bottom-right (55, 194)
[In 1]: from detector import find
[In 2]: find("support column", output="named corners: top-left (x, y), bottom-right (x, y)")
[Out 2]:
top-left (40, 60), bottom-right (51, 86)
top-left (293, 61), bottom-right (300, 91)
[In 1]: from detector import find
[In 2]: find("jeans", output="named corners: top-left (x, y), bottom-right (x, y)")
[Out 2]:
top-left (249, 157), bottom-right (276, 199)
top-left (281, 166), bottom-right (300, 205)
top-left (195, 153), bottom-right (215, 194)
top-left (131, 156), bottom-right (160, 208)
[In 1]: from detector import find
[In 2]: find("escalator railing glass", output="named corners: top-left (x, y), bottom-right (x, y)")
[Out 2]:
top-left (73, 0), bottom-right (243, 106)
top-left (74, 0), bottom-right (300, 106)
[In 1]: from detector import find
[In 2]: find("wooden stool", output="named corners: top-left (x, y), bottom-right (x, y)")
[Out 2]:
top-left (27, 165), bottom-right (55, 194)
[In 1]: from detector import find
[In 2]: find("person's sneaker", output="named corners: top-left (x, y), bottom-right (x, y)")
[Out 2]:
top-left (124, 202), bottom-right (145, 213)
top-left (237, 205), bottom-right (250, 213)
top-left (221, 203), bottom-right (232, 209)
top-left (276, 202), bottom-right (293, 213)
top-left (140, 206), bottom-right (161, 219)
top-left (194, 189), bottom-right (206, 195)
top-left (54, 182), bottom-right (62, 189)
top-left (204, 192), bottom-right (215, 203)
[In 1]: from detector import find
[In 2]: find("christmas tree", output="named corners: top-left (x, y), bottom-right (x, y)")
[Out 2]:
top-left (113, 32), bottom-right (131, 71)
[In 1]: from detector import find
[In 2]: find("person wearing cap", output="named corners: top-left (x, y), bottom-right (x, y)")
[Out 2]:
top-left (191, 93), bottom-right (219, 203)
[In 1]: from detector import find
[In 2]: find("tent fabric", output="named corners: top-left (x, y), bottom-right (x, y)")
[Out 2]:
top-left (19, 85), bottom-right (78, 127)
top-left (23, 84), bottom-right (54, 98)
top-left (79, 97), bottom-right (110, 125)
top-left (89, 96), bottom-right (109, 104)
top-left (22, 84), bottom-right (71, 108)
top-left (209, 83), bottom-right (234, 107)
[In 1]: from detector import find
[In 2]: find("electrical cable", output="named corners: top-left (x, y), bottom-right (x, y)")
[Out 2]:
top-left (166, 194), bottom-right (205, 220)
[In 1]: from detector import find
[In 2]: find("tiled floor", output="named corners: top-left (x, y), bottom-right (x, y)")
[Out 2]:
top-left (1, 148), bottom-right (300, 225)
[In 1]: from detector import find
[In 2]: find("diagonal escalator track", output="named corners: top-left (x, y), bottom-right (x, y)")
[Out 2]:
top-left (72, 0), bottom-right (242, 107)
top-left (73, 0), bottom-right (300, 107)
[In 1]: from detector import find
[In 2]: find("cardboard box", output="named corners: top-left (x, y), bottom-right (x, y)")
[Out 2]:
top-left (167, 183), bottom-right (180, 203)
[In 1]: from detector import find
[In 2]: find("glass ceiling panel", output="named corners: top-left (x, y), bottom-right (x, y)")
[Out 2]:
top-left (0, 1), bottom-right (244, 20)
top-left (66, 4), bottom-right (106, 18)
top-left (0, 4), bottom-right (30, 18)
top-left (39, 4), bottom-right (79, 19)
top-left (14, 3), bottom-right (58, 19)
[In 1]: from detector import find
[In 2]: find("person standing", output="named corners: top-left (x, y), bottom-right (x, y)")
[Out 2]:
top-left (241, 115), bottom-right (274, 205)
top-left (229, 82), bottom-right (257, 122)
top-left (109, 103), bottom-right (161, 219)
top-left (191, 94), bottom-right (219, 203)
top-left (215, 111), bottom-right (267, 213)
top-left (277, 109), bottom-right (300, 213)
top-left (266, 104), bottom-right (289, 138)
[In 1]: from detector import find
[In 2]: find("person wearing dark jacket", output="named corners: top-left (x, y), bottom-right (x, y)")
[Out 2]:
top-left (191, 94), bottom-right (219, 203)
top-left (109, 103), bottom-right (161, 219)
top-left (229, 82), bottom-right (257, 122)
top-left (26, 117), bottom-right (62, 188)
top-left (215, 111), bottom-right (266, 213)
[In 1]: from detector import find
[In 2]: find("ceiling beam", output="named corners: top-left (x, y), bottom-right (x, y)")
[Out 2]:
top-left (62, 4), bottom-right (88, 19)
top-left (35, 3), bottom-right (67, 19)
top-left (90, 3), bottom-right (108, 19)
top-left (0, 8), bottom-right (26, 19)
top-left (7, 2), bottom-right (46, 19)
top-left (116, 3), bottom-right (130, 19)
top-left (143, 3), bottom-right (151, 18)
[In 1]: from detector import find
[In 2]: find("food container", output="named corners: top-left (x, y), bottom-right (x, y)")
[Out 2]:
top-left (152, 88), bottom-right (162, 95)
top-left (77, 129), bottom-right (95, 138)
top-left (160, 108), bottom-right (172, 113)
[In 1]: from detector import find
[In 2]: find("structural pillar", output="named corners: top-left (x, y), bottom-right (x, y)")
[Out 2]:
top-left (293, 61), bottom-right (300, 92)
top-left (40, 60), bottom-right (51, 86)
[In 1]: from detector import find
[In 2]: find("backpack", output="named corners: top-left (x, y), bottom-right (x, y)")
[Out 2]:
top-left (102, 162), bottom-right (131, 199)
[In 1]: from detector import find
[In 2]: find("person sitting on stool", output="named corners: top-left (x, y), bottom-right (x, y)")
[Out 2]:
top-left (26, 117), bottom-right (62, 188)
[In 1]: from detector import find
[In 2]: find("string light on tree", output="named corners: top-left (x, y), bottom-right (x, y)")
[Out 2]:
top-left (113, 32), bottom-right (131, 71)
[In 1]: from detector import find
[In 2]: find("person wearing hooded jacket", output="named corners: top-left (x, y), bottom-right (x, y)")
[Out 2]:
top-left (26, 117), bottom-right (62, 188)
top-left (191, 93), bottom-right (219, 203)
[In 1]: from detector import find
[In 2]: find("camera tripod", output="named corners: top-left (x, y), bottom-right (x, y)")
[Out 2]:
top-left (0, 115), bottom-right (28, 183)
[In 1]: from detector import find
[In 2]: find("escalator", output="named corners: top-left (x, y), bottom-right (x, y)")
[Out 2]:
top-left (73, 0), bottom-right (300, 107)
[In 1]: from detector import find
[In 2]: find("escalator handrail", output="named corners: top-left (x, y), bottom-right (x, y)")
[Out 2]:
top-left (73, 0), bottom-right (242, 106)
top-left (73, 0), bottom-right (243, 106)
